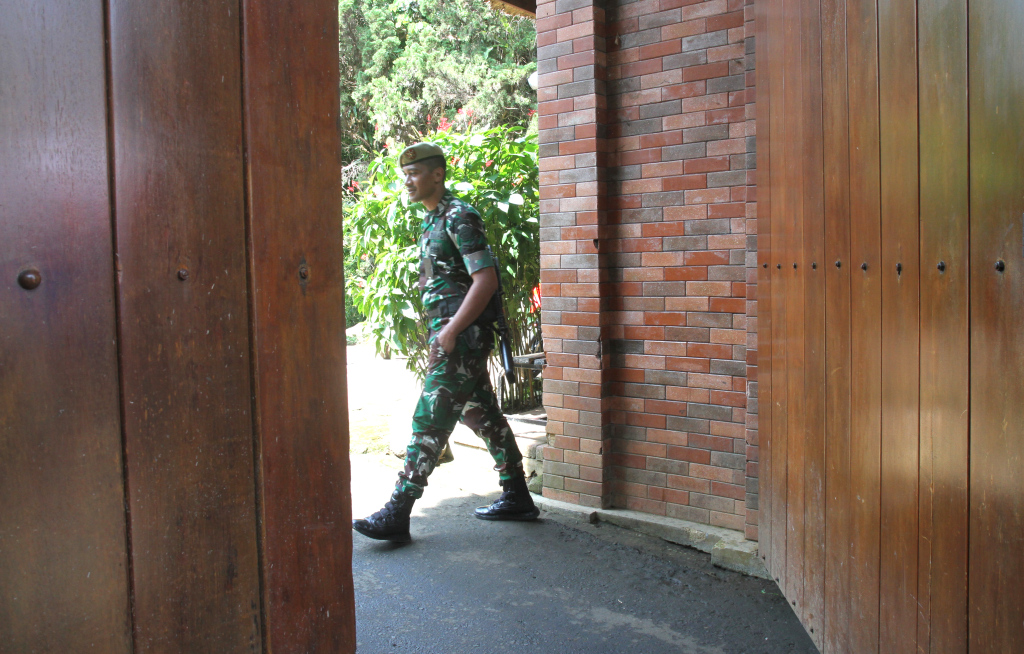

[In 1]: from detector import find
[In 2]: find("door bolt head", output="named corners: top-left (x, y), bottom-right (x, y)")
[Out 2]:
top-left (17, 268), bottom-right (41, 290)
top-left (995, 260), bottom-right (1006, 272)
top-left (177, 268), bottom-right (189, 281)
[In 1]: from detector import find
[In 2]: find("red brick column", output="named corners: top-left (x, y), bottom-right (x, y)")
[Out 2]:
top-left (536, 0), bottom-right (614, 508)
top-left (537, 0), bottom-right (760, 533)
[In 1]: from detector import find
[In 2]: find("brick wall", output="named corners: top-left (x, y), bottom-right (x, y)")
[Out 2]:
top-left (537, 0), bottom-right (758, 535)
top-left (536, 0), bottom-right (613, 509)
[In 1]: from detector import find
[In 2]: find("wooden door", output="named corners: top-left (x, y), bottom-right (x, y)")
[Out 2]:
top-left (1, 0), bottom-right (355, 651)
top-left (757, 0), bottom-right (1023, 650)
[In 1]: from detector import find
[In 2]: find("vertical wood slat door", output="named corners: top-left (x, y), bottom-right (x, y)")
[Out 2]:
top-left (758, 0), bottom-right (1023, 650)
top-left (0, 2), bottom-right (132, 651)
top-left (2, 0), bottom-right (355, 650)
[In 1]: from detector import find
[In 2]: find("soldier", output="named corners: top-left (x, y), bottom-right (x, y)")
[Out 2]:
top-left (352, 142), bottom-right (539, 543)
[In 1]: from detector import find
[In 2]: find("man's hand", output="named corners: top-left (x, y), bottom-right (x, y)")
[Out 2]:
top-left (436, 266), bottom-right (499, 354)
top-left (435, 323), bottom-right (459, 355)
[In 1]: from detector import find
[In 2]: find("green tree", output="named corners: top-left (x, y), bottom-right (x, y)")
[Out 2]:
top-left (338, 0), bottom-right (536, 162)
top-left (346, 126), bottom-right (539, 407)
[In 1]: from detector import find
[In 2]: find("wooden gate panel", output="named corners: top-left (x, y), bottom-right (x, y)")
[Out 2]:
top-left (820, 0), bottom-right (852, 648)
top-left (877, 0), bottom-right (921, 650)
top-left (783, 0), bottom-right (808, 608)
top-left (241, 0), bottom-right (356, 650)
top-left (108, 0), bottom-right (263, 649)
top-left (918, 0), bottom-right (969, 649)
top-left (968, 0), bottom-right (1024, 650)
top-left (767, 0), bottom-right (789, 592)
top-left (798, 0), bottom-right (826, 641)
top-left (845, 0), bottom-right (884, 649)
top-left (0, 2), bottom-right (132, 651)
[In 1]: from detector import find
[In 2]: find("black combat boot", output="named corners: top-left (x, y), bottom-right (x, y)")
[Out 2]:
top-left (352, 489), bottom-right (415, 542)
top-left (474, 474), bottom-right (540, 521)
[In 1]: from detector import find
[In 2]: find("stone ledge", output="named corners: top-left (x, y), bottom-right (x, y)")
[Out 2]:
top-left (534, 495), bottom-right (770, 580)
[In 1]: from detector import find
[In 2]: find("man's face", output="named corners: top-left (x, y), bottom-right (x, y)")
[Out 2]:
top-left (403, 162), bottom-right (444, 203)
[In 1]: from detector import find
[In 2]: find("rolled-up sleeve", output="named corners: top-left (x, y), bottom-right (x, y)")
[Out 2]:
top-left (451, 212), bottom-right (494, 274)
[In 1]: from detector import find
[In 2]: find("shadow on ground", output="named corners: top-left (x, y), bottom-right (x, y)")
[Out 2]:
top-left (351, 447), bottom-right (815, 654)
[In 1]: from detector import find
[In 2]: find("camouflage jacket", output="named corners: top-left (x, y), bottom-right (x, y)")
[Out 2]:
top-left (419, 191), bottom-right (495, 333)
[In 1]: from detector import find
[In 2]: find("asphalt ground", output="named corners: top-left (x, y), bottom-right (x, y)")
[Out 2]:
top-left (347, 343), bottom-right (816, 653)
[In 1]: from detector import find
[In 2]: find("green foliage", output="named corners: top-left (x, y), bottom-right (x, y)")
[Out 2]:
top-left (344, 237), bottom-right (369, 328)
top-left (338, 0), bottom-right (536, 162)
top-left (346, 126), bottom-right (539, 389)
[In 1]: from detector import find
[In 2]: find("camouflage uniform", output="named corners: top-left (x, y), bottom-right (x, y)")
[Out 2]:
top-left (397, 191), bottom-right (524, 499)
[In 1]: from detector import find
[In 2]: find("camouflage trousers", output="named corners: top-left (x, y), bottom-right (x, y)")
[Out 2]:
top-left (397, 325), bottom-right (524, 499)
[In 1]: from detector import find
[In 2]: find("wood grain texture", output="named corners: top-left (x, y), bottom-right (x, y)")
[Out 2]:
top-left (767, 0), bottom-right (789, 591)
top-left (969, 0), bottom-right (1024, 650)
top-left (755, 0), bottom-right (774, 573)
top-left (820, 0), bottom-right (852, 649)
top-left (108, 0), bottom-right (263, 649)
top-left (845, 0), bottom-right (883, 649)
top-left (783, 0), bottom-right (807, 611)
top-left (877, 0), bottom-right (921, 650)
top-left (0, 2), bottom-right (132, 650)
top-left (242, 0), bottom-right (356, 650)
top-left (798, 0), bottom-right (825, 643)
top-left (918, 0), bottom-right (969, 650)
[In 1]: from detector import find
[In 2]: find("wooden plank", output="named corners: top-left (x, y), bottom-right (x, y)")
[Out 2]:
top-left (877, 0), bottom-right (920, 649)
top-left (241, 0), bottom-right (356, 650)
top-left (820, 0), bottom-right (853, 649)
top-left (767, 0), bottom-right (790, 591)
top-left (845, 0), bottom-right (883, 649)
top-left (755, 0), bottom-right (774, 572)
top-left (917, 0), bottom-right (969, 650)
top-left (0, 2), bottom-right (132, 650)
top-left (783, 0), bottom-right (807, 611)
top-left (799, 0), bottom-right (826, 644)
top-left (108, 0), bottom-right (263, 650)
top-left (820, 0), bottom-right (853, 648)
top-left (968, 0), bottom-right (1024, 650)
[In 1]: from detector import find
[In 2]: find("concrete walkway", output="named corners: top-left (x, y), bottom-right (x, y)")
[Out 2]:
top-left (347, 344), bottom-right (815, 653)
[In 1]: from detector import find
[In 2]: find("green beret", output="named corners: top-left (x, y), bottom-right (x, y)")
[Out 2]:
top-left (399, 142), bottom-right (445, 167)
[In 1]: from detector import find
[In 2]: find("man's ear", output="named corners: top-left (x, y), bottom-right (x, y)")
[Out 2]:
top-left (433, 166), bottom-right (445, 184)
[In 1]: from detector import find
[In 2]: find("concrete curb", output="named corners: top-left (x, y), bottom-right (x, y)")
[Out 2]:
top-left (533, 495), bottom-right (771, 580)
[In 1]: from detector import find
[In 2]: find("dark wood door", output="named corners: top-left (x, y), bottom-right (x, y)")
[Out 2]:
top-left (757, 0), bottom-right (1023, 650)
top-left (1, 0), bottom-right (355, 651)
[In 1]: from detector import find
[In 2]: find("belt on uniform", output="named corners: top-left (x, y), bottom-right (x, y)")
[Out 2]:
top-left (425, 295), bottom-right (464, 320)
